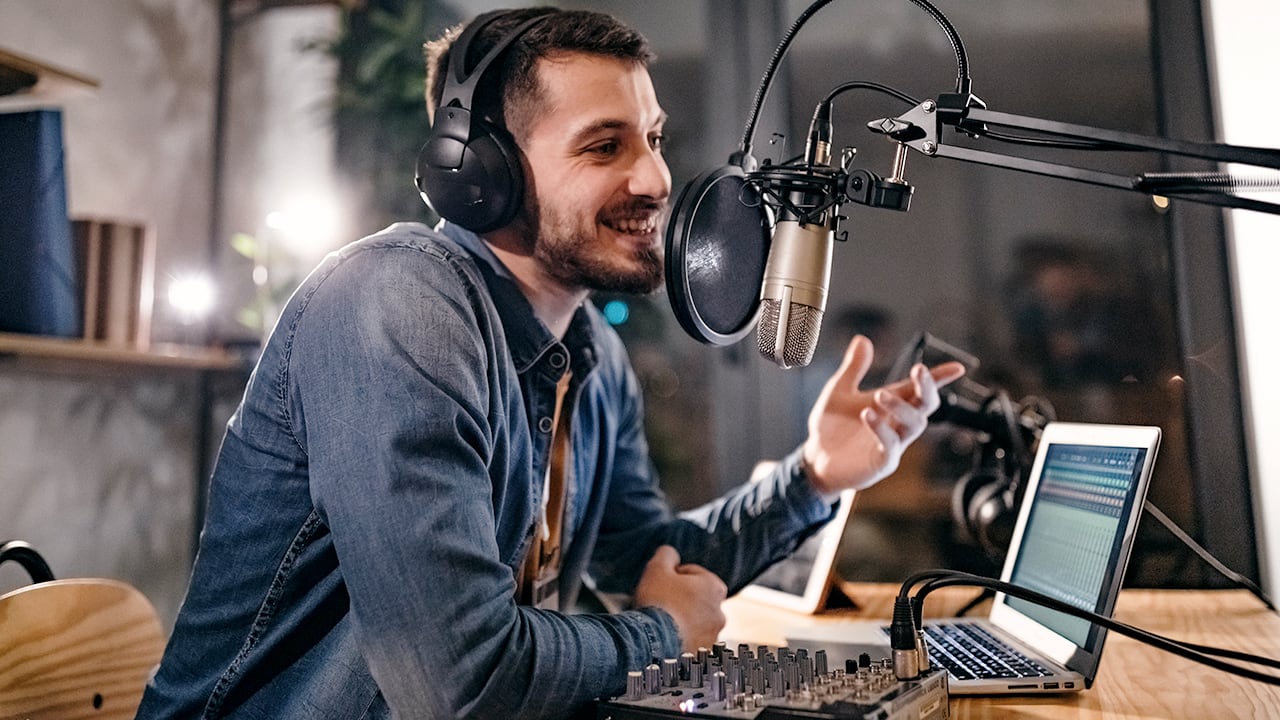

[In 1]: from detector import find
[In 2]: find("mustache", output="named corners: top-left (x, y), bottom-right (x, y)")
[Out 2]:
top-left (600, 197), bottom-right (667, 222)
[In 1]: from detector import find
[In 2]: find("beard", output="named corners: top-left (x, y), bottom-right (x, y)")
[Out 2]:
top-left (529, 196), bottom-right (665, 295)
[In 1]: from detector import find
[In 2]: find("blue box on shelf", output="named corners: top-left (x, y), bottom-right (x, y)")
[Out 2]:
top-left (0, 109), bottom-right (80, 337)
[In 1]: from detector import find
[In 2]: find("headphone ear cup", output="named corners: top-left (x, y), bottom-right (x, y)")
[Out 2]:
top-left (415, 118), bottom-right (525, 233)
top-left (967, 479), bottom-right (1019, 559)
top-left (951, 469), bottom-right (994, 545)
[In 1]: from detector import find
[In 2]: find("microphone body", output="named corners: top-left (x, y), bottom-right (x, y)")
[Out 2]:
top-left (758, 216), bottom-right (833, 368)
top-left (757, 101), bottom-right (837, 368)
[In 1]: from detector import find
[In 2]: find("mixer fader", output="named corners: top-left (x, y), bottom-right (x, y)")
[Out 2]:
top-left (595, 642), bottom-right (948, 719)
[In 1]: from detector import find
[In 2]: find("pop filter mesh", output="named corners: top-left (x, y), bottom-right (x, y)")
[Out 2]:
top-left (665, 165), bottom-right (770, 345)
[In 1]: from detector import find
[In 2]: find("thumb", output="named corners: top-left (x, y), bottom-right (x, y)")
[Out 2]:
top-left (834, 335), bottom-right (875, 392)
top-left (646, 544), bottom-right (680, 571)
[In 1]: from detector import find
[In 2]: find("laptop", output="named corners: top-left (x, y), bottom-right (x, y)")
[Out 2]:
top-left (785, 422), bottom-right (1161, 694)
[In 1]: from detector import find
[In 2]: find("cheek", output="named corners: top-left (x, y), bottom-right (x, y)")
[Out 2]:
top-left (537, 173), bottom-right (611, 219)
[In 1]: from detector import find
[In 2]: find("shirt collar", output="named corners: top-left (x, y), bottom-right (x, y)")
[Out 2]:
top-left (437, 221), bottom-right (599, 377)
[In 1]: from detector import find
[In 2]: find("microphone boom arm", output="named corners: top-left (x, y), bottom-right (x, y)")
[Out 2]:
top-left (870, 99), bottom-right (1280, 216)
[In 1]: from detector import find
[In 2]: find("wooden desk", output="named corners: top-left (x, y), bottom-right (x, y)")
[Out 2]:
top-left (722, 582), bottom-right (1280, 719)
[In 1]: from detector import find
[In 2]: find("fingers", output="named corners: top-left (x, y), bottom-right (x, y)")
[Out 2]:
top-left (652, 546), bottom-right (723, 590)
top-left (872, 388), bottom-right (929, 443)
top-left (834, 335), bottom-right (875, 392)
top-left (929, 360), bottom-right (967, 388)
top-left (678, 564), bottom-right (728, 598)
top-left (910, 364), bottom-right (942, 417)
top-left (635, 548), bottom-right (728, 653)
top-left (878, 360), bottom-right (966, 414)
top-left (874, 357), bottom-right (964, 440)
top-left (861, 407), bottom-right (898, 453)
top-left (675, 562), bottom-right (729, 599)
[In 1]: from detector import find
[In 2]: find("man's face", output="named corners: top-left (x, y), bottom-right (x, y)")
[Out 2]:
top-left (516, 53), bottom-right (671, 294)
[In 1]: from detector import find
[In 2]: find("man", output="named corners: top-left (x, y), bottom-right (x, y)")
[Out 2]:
top-left (137, 7), bottom-right (963, 719)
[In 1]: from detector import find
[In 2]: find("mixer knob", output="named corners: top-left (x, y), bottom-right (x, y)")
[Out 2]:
top-left (644, 663), bottom-right (661, 694)
top-left (709, 670), bottom-right (726, 701)
top-left (662, 658), bottom-right (679, 687)
top-left (769, 666), bottom-right (786, 698)
top-left (626, 670), bottom-right (643, 700)
top-left (814, 649), bottom-right (828, 677)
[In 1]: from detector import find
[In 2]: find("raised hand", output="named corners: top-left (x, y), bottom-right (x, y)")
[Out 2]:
top-left (802, 335), bottom-right (965, 495)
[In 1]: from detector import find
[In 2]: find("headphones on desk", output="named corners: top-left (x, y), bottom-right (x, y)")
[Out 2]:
top-left (948, 390), bottom-right (1035, 560)
top-left (951, 444), bottom-right (1020, 558)
top-left (415, 10), bottom-right (553, 233)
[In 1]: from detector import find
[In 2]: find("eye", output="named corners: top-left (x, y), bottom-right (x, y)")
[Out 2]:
top-left (587, 140), bottom-right (619, 156)
top-left (650, 134), bottom-right (667, 153)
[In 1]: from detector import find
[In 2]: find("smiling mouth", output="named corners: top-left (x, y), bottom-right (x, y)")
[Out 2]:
top-left (602, 215), bottom-right (660, 236)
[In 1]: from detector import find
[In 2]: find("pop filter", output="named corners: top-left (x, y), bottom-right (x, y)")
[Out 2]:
top-left (664, 163), bottom-right (771, 345)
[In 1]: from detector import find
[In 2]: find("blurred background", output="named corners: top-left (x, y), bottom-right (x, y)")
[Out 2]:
top-left (0, 0), bottom-right (1274, 627)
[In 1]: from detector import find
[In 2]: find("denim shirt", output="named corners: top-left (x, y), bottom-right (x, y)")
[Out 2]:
top-left (136, 222), bottom-right (836, 720)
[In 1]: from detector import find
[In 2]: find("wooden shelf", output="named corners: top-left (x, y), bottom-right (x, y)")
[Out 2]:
top-left (0, 47), bottom-right (98, 110)
top-left (0, 332), bottom-right (245, 371)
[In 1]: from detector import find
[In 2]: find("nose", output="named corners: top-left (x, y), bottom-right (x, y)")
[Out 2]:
top-left (629, 145), bottom-right (671, 201)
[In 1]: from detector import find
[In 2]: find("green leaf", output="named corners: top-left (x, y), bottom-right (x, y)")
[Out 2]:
top-left (236, 307), bottom-right (262, 330)
top-left (230, 232), bottom-right (259, 259)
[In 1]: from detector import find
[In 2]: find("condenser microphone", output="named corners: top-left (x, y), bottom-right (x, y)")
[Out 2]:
top-left (757, 102), bottom-right (837, 368)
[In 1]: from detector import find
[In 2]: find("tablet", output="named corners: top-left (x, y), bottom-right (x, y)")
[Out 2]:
top-left (738, 485), bottom-right (857, 613)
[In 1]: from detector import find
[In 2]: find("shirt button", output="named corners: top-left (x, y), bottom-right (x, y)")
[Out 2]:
top-left (538, 417), bottom-right (554, 433)
top-left (548, 351), bottom-right (567, 369)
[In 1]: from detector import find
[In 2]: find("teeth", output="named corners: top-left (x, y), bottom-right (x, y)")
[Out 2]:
top-left (608, 217), bottom-right (656, 234)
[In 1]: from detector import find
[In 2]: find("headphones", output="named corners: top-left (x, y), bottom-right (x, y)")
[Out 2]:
top-left (415, 10), bottom-right (552, 233)
top-left (948, 391), bottom-right (1028, 561)
top-left (951, 447), bottom-right (1019, 559)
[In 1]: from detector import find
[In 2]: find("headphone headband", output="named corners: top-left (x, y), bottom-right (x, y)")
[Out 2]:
top-left (437, 10), bottom-right (549, 114)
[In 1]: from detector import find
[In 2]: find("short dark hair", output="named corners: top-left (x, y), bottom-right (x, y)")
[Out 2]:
top-left (424, 8), bottom-right (655, 140)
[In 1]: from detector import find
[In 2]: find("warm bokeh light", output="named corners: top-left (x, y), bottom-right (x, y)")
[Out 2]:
top-left (263, 194), bottom-right (345, 263)
top-left (167, 273), bottom-right (217, 320)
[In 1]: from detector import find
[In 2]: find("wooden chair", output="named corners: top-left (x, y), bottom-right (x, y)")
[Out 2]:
top-left (0, 543), bottom-right (165, 720)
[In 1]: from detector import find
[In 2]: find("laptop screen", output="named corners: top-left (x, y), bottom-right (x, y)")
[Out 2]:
top-left (1005, 442), bottom-right (1151, 646)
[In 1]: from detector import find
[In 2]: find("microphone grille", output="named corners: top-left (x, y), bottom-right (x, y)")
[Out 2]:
top-left (757, 298), bottom-right (823, 368)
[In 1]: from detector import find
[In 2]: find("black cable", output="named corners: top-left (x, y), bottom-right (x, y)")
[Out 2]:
top-left (903, 0), bottom-right (969, 95)
top-left (973, 127), bottom-right (1129, 151)
top-left (952, 587), bottom-right (994, 618)
top-left (900, 568), bottom-right (960, 598)
top-left (898, 568), bottom-right (962, 627)
top-left (740, 0), bottom-right (970, 158)
top-left (903, 491), bottom-right (1272, 620)
top-left (918, 573), bottom-right (1280, 674)
top-left (740, 0), bottom-right (834, 158)
top-left (822, 80), bottom-right (920, 108)
top-left (1143, 500), bottom-right (1275, 611)
top-left (907, 571), bottom-right (1280, 684)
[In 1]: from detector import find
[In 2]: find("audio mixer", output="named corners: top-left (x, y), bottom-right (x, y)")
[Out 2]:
top-left (595, 643), bottom-right (948, 719)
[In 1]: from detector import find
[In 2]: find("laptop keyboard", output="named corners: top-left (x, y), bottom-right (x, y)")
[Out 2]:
top-left (922, 623), bottom-right (1054, 680)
